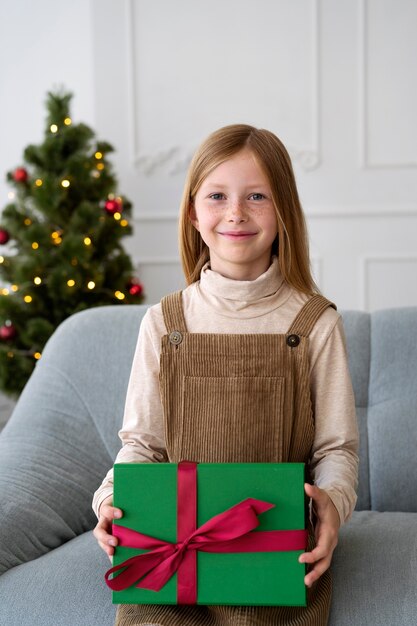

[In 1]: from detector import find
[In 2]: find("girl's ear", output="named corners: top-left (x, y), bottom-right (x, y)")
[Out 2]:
top-left (188, 202), bottom-right (199, 231)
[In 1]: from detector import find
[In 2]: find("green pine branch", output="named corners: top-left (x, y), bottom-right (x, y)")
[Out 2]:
top-left (0, 90), bottom-right (144, 397)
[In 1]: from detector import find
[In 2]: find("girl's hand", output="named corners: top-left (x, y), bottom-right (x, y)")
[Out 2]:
top-left (299, 483), bottom-right (340, 588)
top-left (93, 495), bottom-right (123, 562)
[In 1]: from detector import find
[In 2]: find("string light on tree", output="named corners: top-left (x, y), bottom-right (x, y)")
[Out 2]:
top-left (50, 124), bottom-right (58, 133)
top-left (51, 230), bottom-right (63, 245)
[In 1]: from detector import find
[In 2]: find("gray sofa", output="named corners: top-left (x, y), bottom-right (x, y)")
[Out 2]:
top-left (0, 304), bottom-right (416, 626)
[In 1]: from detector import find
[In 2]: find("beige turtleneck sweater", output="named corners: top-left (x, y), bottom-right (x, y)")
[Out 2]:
top-left (92, 258), bottom-right (359, 524)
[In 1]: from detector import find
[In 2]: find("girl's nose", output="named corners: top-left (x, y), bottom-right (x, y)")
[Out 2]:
top-left (227, 200), bottom-right (248, 223)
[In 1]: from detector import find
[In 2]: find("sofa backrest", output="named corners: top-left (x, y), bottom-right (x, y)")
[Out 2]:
top-left (366, 308), bottom-right (416, 512)
top-left (1, 304), bottom-right (416, 574)
top-left (27, 303), bottom-right (417, 514)
top-left (343, 307), bottom-right (417, 512)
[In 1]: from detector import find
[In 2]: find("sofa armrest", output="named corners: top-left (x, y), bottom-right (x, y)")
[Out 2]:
top-left (0, 360), bottom-right (112, 575)
top-left (0, 305), bottom-right (148, 575)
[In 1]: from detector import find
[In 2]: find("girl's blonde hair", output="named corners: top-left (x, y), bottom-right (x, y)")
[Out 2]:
top-left (179, 124), bottom-right (319, 295)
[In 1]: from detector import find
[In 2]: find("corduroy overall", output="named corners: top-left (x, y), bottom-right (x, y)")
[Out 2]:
top-left (116, 292), bottom-right (335, 626)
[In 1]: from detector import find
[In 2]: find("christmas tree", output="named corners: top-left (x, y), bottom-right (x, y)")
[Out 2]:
top-left (0, 90), bottom-right (143, 396)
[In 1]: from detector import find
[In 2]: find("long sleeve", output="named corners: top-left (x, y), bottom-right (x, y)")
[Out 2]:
top-left (309, 316), bottom-right (359, 524)
top-left (115, 309), bottom-right (167, 463)
top-left (92, 309), bottom-right (167, 517)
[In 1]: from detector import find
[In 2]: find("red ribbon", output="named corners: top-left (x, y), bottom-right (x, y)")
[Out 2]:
top-left (105, 461), bottom-right (307, 604)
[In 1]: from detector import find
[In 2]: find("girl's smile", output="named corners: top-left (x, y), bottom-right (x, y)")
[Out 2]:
top-left (190, 149), bottom-right (278, 281)
top-left (218, 230), bottom-right (258, 239)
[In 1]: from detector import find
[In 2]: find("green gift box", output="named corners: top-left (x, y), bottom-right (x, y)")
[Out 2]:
top-left (107, 462), bottom-right (307, 606)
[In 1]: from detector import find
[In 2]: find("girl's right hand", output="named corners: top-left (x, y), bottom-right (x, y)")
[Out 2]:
top-left (93, 495), bottom-right (123, 561)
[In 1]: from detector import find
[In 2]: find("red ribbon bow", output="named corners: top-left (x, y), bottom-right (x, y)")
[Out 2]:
top-left (105, 461), bottom-right (307, 604)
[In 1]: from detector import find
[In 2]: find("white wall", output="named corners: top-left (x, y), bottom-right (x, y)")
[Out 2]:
top-left (1, 0), bottom-right (417, 311)
top-left (0, 0), bottom-right (95, 418)
top-left (0, 1), bottom-right (95, 201)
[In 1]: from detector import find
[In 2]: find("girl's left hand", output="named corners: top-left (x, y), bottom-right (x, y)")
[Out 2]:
top-left (299, 483), bottom-right (340, 588)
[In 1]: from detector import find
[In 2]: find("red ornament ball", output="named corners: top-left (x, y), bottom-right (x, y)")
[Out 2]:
top-left (13, 167), bottom-right (29, 183)
top-left (128, 281), bottom-right (143, 297)
top-left (0, 322), bottom-right (17, 342)
top-left (104, 199), bottom-right (122, 215)
top-left (0, 228), bottom-right (10, 245)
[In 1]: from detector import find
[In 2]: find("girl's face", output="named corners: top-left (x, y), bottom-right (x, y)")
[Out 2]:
top-left (190, 149), bottom-right (278, 281)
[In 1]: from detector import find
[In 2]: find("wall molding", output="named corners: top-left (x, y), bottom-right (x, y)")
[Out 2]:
top-left (136, 256), bottom-right (180, 266)
top-left (126, 0), bottom-right (321, 174)
top-left (305, 203), bottom-right (417, 218)
top-left (360, 254), bottom-right (417, 310)
top-left (359, 0), bottom-right (417, 169)
top-left (133, 213), bottom-right (179, 223)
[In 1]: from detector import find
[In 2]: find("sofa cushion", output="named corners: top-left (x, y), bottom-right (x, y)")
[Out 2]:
top-left (0, 532), bottom-right (115, 626)
top-left (331, 510), bottom-right (417, 625)
top-left (1, 513), bottom-right (416, 626)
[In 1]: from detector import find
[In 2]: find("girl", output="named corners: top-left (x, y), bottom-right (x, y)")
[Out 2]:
top-left (93, 124), bottom-right (359, 626)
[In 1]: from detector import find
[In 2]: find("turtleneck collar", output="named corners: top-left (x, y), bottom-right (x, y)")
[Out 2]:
top-left (196, 256), bottom-right (291, 317)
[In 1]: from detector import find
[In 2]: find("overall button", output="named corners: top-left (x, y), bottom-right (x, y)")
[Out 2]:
top-left (286, 334), bottom-right (300, 347)
top-left (169, 330), bottom-right (183, 346)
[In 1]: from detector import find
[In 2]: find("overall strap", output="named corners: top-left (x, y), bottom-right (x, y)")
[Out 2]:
top-left (161, 291), bottom-right (188, 334)
top-left (287, 294), bottom-right (337, 337)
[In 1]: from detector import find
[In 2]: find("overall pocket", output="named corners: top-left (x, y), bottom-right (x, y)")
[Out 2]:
top-left (179, 376), bottom-right (286, 463)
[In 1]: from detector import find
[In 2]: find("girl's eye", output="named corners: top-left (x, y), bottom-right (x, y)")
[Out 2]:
top-left (209, 193), bottom-right (225, 200)
top-left (249, 193), bottom-right (265, 201)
